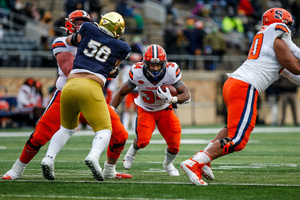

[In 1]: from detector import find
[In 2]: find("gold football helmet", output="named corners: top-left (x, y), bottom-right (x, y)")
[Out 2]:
top-left (99, 12), bottom-right (125, 39)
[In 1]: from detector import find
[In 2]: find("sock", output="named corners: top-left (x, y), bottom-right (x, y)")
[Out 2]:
top-left (131, 113), bottom-right (137, 129)
top-left (87, 129), bottom-right (111, 160)
top-left (104, 161), bottom-right (116, 173)
top-left (45, 126), bottom-right (75, 160)
top-left (19, 143), bottom-right (39, 164)
top-left (193, 151), bottom-right (212, 165)
top-left (12, 159), bottom-right (27, 175)
top-left (164, 147), bottom-right (177, 165)
top-left (127, 144), bottom-right (139, 157)
top-left (122, 112), bottom-right (130, 130)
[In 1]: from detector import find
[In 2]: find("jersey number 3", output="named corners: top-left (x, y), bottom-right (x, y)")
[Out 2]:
top-left (83, 40), bottom-right (111, 62)
top-left (247, 33), bottom-right (263, 60)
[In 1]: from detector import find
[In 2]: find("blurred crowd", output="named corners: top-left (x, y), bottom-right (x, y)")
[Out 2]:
top-left (1, 0), bottom-right (300, 70)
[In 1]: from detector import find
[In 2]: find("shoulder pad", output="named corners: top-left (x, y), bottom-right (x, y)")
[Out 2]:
top-left (166, 62), bottom-right (181, 79)
top-left (131, 62), bottom-right (144, 79)
top-left (272, 23), bottom-right (291, 38)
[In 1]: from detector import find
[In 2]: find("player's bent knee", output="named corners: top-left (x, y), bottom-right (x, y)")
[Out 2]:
top-left (219, 137), bottom-right (235, 155)
top-left (168, 146), bottom-right (179, 154)
top-left (137, 141), bottom-right (149, 149)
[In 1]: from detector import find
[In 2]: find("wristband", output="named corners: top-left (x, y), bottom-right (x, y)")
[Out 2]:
top-left (110, 105), bottom-right (116, 110)
top-left (171, 96), bottom-right (178, 103)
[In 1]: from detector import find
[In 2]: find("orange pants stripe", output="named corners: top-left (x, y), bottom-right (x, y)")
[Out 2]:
top-left (223, 78), bottom-right (258, 151)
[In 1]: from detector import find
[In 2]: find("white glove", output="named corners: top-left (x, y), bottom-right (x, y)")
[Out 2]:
top-left (157, 86), bottom-right (173, 104)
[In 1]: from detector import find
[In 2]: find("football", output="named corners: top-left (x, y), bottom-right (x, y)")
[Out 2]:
top-left (161, 84), bottom-right (178, 96)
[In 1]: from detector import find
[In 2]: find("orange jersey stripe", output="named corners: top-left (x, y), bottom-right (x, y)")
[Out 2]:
top-left (275, 24), bottom-right (288, 33)
top-left (175, 68), bottom-right (181, 77)
top-left (52, 42), bottom-right (66, 48)
top-left (129, 70), bottom-right (133, 80)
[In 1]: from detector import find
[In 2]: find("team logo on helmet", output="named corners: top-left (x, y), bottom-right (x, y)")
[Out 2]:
top-left (63, 10), bottom-right (91, 35)
top-left (262, 8), bottom-right (294, 27)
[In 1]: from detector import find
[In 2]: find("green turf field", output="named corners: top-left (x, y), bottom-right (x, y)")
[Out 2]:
top-left (0, 126), bottom-right (300, 200)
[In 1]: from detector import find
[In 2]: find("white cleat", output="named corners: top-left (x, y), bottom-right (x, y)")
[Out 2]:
top-left (202, 163), bottom-right (214, 181)
top-left (123, 144), bottom-right (138, 169)
top-left (2, 169), bottom-right (21, 180)
top-left (41, 156), bottom-right (55, 180)
top-left (123, 155), bottom-right (135, 169)
top-left (2, 159), bottom-right (26, 180)
top-left (85, 155), bottom-right (104, 181)
top-left (163, 163), bottom-right (180, 176)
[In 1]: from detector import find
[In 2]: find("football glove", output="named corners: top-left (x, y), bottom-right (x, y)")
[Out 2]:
top-left (108, 67), bottom-right (119, 78)
top-left (157, 86), bottom-right (173, 104)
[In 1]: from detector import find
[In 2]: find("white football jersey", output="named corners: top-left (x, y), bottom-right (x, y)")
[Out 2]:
top-left (52, 36), bottom-right (77, 90)
top-left (231, 23), bottom-right (293, 93)
top-left (129, 62), bottom-right (181, 112)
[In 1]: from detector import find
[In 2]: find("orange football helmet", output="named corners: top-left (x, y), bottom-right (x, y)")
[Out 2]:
top-left (262, 8), bottom-right (294, 27)
top-left (63, 10), bottom-right (91, 34)
top-left (143, 44), bottom-right (167, 79)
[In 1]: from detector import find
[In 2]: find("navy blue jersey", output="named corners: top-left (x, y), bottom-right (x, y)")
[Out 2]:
top-left (73, 22), bottom-right (131, 78)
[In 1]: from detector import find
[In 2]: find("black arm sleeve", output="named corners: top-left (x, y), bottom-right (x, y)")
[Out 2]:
top-left (70, 32), bottom-right (79, 47)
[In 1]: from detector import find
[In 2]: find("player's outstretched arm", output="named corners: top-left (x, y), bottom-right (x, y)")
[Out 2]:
top-left (110, 81), bottom-right (134, 109)
top-left (274, 38), bottom-right (300, 75)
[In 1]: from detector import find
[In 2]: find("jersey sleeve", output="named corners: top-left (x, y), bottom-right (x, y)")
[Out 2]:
top-left (52, 37), bottom-right (69, 56)
top-left (273, 23), bottom-right (291, 38)
top-left (119, 41), bottom-right (131, 60)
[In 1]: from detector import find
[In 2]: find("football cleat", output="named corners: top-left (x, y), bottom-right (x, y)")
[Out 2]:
top-left (202, 162), bottom-right (214, 181)
top-left (2, 159), bottom-right (26, 180)
top-left (41, 156), bottom-right (55, 180)
top-left (181, 159), bottom-right (207, 186)
top-left (123, 155), bottom-right (135, 170)
top-left (123, 144), bottom-right (138, 169)
top-left (202, 162), bottom-right (215, 181)
top-left (163, 163), bottom-right (180, 176)
top-left (104, 172), bottom-right (132, 179)
top-left (85, 155), bottom-right (104, 181)
top-left (2, 169), bottom-right (20, 180)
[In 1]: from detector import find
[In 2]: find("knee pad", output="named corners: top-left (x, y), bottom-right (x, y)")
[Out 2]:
top-left (137, 141), bottom-right (149, 149)
top-left (167, 146), bottom-right (179, 154)
top-left (61, 126), bottom-right (77, 136)
top-left (219, 137), bottom-right (235, 155)
top-left (108, 142), bottom-right (125, 155)
top-left (27, 134), bottom-right (42, 151)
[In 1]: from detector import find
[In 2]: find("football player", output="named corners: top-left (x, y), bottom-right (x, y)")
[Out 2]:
top-left (2, 10), bottom-right (131, 180)
top-left (110, 44), bottom-right (190, 176)
top-left (181, 7), bottom-right (300, 185)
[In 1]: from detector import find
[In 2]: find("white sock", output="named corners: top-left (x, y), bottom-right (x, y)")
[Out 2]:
top-left (131, 113), bottom-right (137, 129)
top-left (127, 144), bottom-right (139, 157)
top-left (204, 141), bottom-right (214, 152)
top-left (164, 148), bottom-right (177, 165)
top-left (122, 112), bottom-right (130, 130)
top-left (12, 159), bottom-right (27, 173)
top-left (193, 151), bottom-right (212, 164)
top-left (87, 129), bottom-right (111, 160)
top-left (45, 126), bottom-right (76, 160)
top-left (104, 161), bottom-right (116, 173)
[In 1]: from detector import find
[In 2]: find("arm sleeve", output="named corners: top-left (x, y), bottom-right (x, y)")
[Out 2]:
top-left (281, 68), bottom-right (300, 85)
top-left (126, 79), bottom-right (137, 89)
